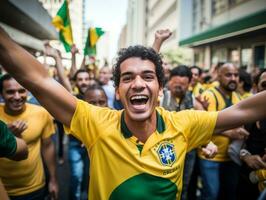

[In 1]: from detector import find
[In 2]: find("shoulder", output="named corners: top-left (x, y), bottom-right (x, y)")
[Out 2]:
top-left (25, 103), bottom-right (53, 119)
top-left (75, 99), bottom-right (119, 119)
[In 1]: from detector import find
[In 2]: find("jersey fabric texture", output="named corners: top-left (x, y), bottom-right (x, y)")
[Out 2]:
top-left (199, 87), bottom-right (241, 161)
top-left (189, 82), bottom-right (205, 97)
top-left (0, 120), bottom-right (17, 158)
top-left (65, 99), bottom-right (218, 200)
top-left (0, 103), bottom-right (55, 196)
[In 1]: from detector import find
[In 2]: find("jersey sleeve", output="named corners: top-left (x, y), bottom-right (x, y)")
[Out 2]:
top-left (179, 110), bottom-right (218, 151)
top-left (64, 99), bottom-right (117, 148)
top-left (0, 120), bottom-right (17, 158)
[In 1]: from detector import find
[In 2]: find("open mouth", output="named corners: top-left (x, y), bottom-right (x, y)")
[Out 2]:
top-left (130, 95), bottom-right (149, 106)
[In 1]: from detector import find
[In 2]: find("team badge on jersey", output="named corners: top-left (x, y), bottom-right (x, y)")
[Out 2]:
top-left (157, 142), bottom-right (176, 166)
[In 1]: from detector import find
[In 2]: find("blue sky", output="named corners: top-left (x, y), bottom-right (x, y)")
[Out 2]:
top-left (85, 0), bottom-right (128, 60)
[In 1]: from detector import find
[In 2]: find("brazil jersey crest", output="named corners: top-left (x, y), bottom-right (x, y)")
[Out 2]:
top-left (157, 142), bottom-right (176, 166)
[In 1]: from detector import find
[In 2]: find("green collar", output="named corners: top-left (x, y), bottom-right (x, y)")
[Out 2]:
top-left (120, 110), bottom-right (166, 138)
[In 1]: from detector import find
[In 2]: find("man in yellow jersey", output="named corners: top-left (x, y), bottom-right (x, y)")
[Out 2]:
top-left (0, 27), bottom-right (266, 200)
top-left (199, 63), bottom-right (249, 200)
top-left (0, 74), bottom-right (58, 200)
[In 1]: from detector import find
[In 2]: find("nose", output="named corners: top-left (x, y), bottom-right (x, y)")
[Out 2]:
top-left (231, 74), bottom-right (237, 81)
top-left (13, 91), bottom-right (21, 99)
top-left (131, 75), bottom-right (145, 90)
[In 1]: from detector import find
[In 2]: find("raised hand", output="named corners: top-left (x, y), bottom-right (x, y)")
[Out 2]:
top-left (154, 29), bottom-right (172, 42)
top-left (152, 29), bottom-right (172, 53)
top-left (196, 95), bottom-right (209, 110)
top-left (70, 44), bottom-right (79, 55)
top-left (44, 42), bottom-right (61, 58)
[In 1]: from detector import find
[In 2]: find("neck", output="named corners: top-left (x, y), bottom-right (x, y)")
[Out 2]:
top-left (4, 105), bottom-right (26, 116)
top-left (125, 111), bottom-right (157, 143)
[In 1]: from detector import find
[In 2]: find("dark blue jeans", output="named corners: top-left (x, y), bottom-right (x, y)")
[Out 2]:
top-left (68, 137), bottom-right (89, 200)
top-left (9, 187), bottom-right (46, 200)
top-left (199, 159), bottom-right (240, 200)
top-left (181, 149), bottom-right (196, 200)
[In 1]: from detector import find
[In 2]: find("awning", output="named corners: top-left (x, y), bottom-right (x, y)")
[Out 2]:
top-left (179, 9), bottom-right (266, 47)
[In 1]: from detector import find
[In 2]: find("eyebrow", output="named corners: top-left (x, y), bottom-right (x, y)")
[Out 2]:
top-left (121, 70), bottom-right (156, 77)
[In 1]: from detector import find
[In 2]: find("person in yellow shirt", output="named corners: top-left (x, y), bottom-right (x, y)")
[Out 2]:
top-left (0, 74), bottom-right (58, 200)
top-left (199, 63), bottom-right (248, 200)
top-left (237, 68), bottom-right (253, 99)
top-left (0, 27), bottom-right (266, 200)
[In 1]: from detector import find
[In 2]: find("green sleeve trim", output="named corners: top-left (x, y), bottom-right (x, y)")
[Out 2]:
top-left (0, 120), bottom-right (17, 157)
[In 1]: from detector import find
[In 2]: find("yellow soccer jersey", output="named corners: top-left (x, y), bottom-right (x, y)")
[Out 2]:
top-left (199, 87), bottom-right (241, 161)
top-left (241, 92), bottom-right (253, 99)
top-left (66, 100), bottom-right (218, 200)
top-left (190, 82), bottom-right (205, 97)
top-left (0, 104), bottom-right (55, 196)
top-left (255, 169), bottom-right (266, 191)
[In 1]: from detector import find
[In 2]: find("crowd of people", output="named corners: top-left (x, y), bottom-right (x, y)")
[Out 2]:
top-left (0, 26), bottom-right (266, 200)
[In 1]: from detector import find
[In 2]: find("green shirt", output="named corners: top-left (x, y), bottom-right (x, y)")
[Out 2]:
top-left (0, 120), bottom-right (17, 158)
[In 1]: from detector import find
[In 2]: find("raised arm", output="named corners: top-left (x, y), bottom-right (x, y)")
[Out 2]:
top-left (69, 44), bottom-right (79, 79)
top-left (0, 26), bottom-right (76, 126)
top-left (215, 91), bottom-right (266, 133)
top-left (44, 43), bottom-right (73, 92)
top-left (152, 29), bottom-right (172, 53)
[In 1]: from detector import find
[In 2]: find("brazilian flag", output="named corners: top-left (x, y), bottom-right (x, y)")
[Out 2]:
top-left (84, 27), bottom-right (105, 56)
top-left (52, 0), bottom-right (73, 52)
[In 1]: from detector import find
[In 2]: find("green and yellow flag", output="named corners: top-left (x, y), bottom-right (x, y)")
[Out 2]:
top-left (52, 0), bottom-right (73, 52)
top-left (84, 27), bottom-right (105, 56)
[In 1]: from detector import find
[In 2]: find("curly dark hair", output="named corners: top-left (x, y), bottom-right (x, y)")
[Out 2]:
top-left (112, 45), bottom-right (164, 88)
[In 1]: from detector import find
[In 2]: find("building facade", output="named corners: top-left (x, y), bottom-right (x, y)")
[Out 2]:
top-left (179, 0), bottom-right (266, 70)
top-left (39, 0), bottom-right (86, 51)
top-left (0, 0), bottom-right (58, 52)
top-left (124, 0), bottom-right (179, 51)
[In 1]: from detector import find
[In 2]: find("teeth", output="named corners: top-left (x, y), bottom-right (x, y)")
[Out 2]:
top-left (131, 95), bottom-right (148, 100)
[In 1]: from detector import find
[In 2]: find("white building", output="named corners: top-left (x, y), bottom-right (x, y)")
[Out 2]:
top-left (40, 0), bottom-right (85, 50)
top-left (125, 0), bottom-right (179, 51)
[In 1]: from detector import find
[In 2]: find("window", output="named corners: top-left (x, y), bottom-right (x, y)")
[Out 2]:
top-left (212, 0), bottom-right (228, 16)
top-left (241, 48), bottom-right (252, 67)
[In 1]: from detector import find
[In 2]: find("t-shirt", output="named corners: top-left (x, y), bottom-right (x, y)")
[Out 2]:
top-left (66, 100), bottom-right (218, 200)
top-left (0, 120), bottom-right (16, 158)
top-left (199, 87), bottom-right (241, 161)
top-left (0, 104), bottom-right (55, 196)
top-left (189, 82), bottom-right (205, 98)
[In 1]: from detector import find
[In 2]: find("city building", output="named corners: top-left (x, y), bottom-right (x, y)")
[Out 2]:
top-left (0, 0), bottom-right (58, 53)
top-left (125, 0), bottom-right (179, 51)
top-left (179, 0), bottom-right (266, 70)
top-left (40, 0), bottom-right (86, 51)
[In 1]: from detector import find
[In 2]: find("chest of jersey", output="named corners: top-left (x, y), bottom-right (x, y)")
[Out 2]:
top-left (88, 123), bottom-right (187, 200)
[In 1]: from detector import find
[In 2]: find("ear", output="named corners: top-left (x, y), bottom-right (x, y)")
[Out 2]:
top-left (115, 88), bottom-right (120, 100)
